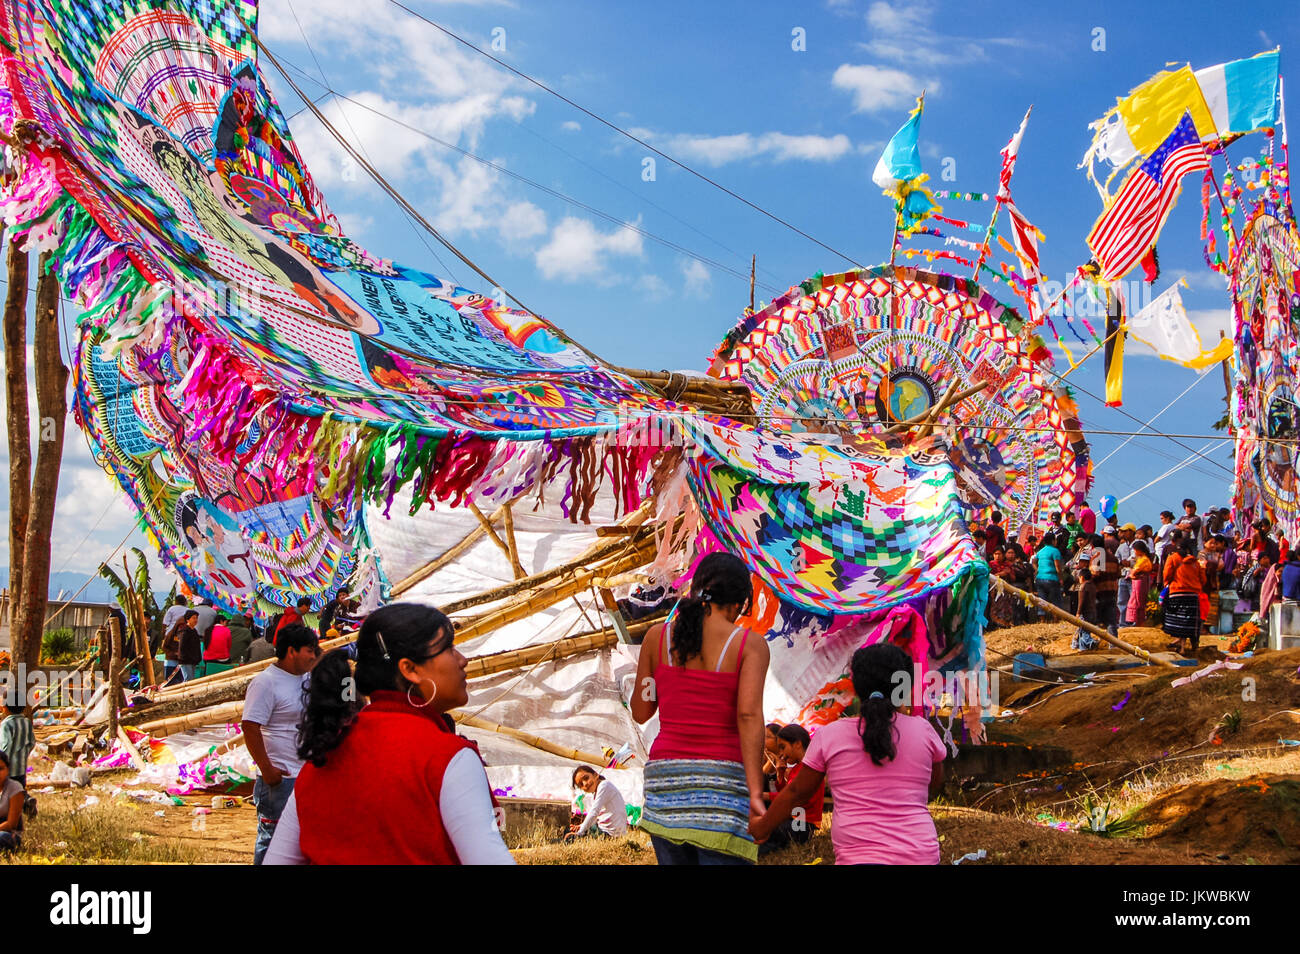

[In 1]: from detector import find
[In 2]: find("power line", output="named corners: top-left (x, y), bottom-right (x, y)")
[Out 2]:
top-left (281, 1), bottom-right (464, 286)
top-left (272, 55), bottom-right (784, 293)
top-left (382, 0), bottom-right (868, 269)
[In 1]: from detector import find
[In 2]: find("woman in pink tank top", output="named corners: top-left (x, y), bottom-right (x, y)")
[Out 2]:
top-left (631, 552), bottom-right (770, 864)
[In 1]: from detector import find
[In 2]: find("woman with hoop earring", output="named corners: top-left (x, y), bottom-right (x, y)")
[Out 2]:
top-left (264, 603), bottom-right (515, 864)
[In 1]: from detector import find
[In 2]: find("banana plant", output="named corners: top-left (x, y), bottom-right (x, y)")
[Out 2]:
top-left (99, 548), bottom-right (174, 652)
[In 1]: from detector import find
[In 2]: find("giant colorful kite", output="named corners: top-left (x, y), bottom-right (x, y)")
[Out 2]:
top-left (709, 266), bottom-right (1090, 530)
top-left (0, 0), bottom-right (993, 694)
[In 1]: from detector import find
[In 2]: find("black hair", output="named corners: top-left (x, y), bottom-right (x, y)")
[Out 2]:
top-left (572, 765), bottom-right (602, 786)
top-left (991, 511), bottom-right (1003, 523)
top-left (1132, 540), bottom-right (1150, 555)
top-left (670, 552), bottom-right (751, 666)
top-left (765, 722), bottom-right (783, 736)
top-left (275, 623), bottom-right (319, 660)
top-left (296, 597), bottom-right (312, 610)
top-left (850, 643), bottom-right (913, 766)
top-left (1077, 566), bottom-right (1093, 581)
top-left (777, 723), bottom-right (811, 749)
top-left (1183, 498), bottom-right (1197, 510)
top-left (298, 603), bottom-right (454, 767)
top-left (1160, 510), bottom-right (1174, 520)
top-left (0, 752), bottom-right (8, 771)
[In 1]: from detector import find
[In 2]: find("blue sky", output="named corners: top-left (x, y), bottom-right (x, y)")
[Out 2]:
top-left (5, 0), bottom-right (1295, 587)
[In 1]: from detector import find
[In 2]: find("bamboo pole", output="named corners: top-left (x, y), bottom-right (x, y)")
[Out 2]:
top-left (452, 539), bottom-right (659, 644)
top-left (440, 528), bottom-right (655, 616)
top-left (150, 632), bottom-right (355, 697)
top-left (107, 614), bottom-right (122, 741)
top-left (135, 700), bottom-right (245, 738)
top-left (883, 380), bottom-right (990, 434)
top-left (990, 576), bottom-right (1178, 670)
top-left (455, 712), bottom-right (608, 765)
top-left (501, 502), bottom-right (525, 580)
top-left (469, 501), bottom-right (524, 577)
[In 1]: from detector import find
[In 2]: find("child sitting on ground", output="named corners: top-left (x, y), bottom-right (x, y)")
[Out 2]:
top-left (565, 765), bottom-right (629, 840)
top-left (762, 722), bottom-right (784, 802)
top-left (1072, 567), bottom-right (1099, 651)
top-left (758, 722), bottom-right (825, 855)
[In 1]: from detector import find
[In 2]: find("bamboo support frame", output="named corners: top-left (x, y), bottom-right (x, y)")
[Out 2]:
top-left (501, 502), bottom-right (525, 580)
top-left (440, 528), bottom-right (655, 616)
top-left (135, 700), bottom-right (246, 737)
top-left (455, 712), bottom-right (608, 765)
top-left (451, 538), bottom-right (660, 644)
top-left (469, 501), bottom-right (523, 577)
top-left (990, 576), bottom-right (1178, 670)
top-left (883, 380), bottom-right (990, 435)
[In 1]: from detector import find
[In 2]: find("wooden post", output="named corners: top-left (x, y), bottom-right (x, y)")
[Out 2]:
top-left (468, 501), bottom-right (524, 577)
top-left (455, 712), bottom-right (609, 765)
top-left (990, 576), bottom-right (1178, 670)
top-left (501, 502), bottom-right (525, 580)
top-left (107, 614), bottom-right (123, 740)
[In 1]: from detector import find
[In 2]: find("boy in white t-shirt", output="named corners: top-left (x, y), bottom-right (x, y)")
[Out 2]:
top-left (242, 623), bottom-right (320, 865)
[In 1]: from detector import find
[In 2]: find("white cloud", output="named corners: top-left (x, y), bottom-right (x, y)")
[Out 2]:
top-left (535, 216), bottom-right (644, 281)
top-left (561, 120), bottom-right (582, 132)
top-left (500, 200), bottom-right (548, 241)
top-left (858, 1), bottom-right (1028, 67)
top-left (636, 274), bottom-right (671, 301)
top-left (628, 130), bottom-right (853, 167)
top-left (681, 259), bottom-right (712, 296)
top-left (832, 63), bottom-right (931, 114)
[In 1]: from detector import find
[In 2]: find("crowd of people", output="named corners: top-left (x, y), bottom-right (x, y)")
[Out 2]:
top-left (979, 498), bottom-right (1288, 655)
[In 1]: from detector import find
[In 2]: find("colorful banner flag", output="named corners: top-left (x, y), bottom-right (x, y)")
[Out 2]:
top-left (1087, 112), bottom-right (1209, 281)
top-left (873, 94), bottom-right (925, 189)
top-left (1082, 51), bottom-right (1279, 196)
top-left (1127, 282), bottom-right (1234, 368)
top-left (1104, 287), bottom-right (1125, 407)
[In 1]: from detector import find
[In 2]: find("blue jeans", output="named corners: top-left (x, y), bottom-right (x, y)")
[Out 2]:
top-left (179, 664), bottom-right (196, 682)
top-left (0, 830), bottom-right (20, 851)
top-left (650, 834), bottom-right (752, 865)
top-left (1117, 579), bottom-right (1132, 625)
top-left (252, 775), bottom-right (296, 865)
top-left (1035, 579), bottom-right (1063, 614)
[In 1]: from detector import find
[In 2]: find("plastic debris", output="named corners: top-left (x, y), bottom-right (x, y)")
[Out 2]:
top-left (952, 849), bottom-right (988, 865)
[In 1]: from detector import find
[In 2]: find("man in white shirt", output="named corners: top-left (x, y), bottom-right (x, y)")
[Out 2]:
top-left (242, 623), bottom-right (319, 864)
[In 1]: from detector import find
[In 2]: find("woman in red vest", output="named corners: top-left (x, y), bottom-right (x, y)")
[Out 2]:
top-left (264, 603), bottom-right (514, 864)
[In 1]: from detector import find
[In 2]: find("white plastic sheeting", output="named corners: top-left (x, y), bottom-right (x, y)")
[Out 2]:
top-left (367, 496), bottom-right (652, 801)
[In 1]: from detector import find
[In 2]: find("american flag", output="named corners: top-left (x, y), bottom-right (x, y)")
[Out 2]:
top-left (1087, 112), bottom-right (1209, 281)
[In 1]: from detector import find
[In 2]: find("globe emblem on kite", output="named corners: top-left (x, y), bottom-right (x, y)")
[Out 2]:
top-left (883, 374), bottom-right (933, 423)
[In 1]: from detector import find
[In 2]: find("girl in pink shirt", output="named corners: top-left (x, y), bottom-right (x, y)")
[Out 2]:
top-left (751, 643), bottom-right (947, 864)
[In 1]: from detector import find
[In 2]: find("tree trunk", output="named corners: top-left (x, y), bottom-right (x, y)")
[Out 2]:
top-left (12, 254), bottom-right (67, 670)
top-left (4, 238), bottom-right (31, 634)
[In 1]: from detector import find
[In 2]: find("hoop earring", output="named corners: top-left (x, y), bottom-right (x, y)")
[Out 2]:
top-left (407, 679), bottom-right (437, 708)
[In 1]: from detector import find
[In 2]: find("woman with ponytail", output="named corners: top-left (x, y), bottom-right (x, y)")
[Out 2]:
top-left (631, 551), bottom-right (770, 864)
top-left (263, 603), bottom-right (514, 865)
top-left (751, 643), bottom-right (947, 865)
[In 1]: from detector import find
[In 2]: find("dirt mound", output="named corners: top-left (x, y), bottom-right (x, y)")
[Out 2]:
top-left (990, 648), bottom-right (1300, 769)
top-left (986, 621), bottom-right (1177, 663)
top-left (1133, 774), bottom-right (1300, 864)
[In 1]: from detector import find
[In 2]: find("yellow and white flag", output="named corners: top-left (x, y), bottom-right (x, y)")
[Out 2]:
top-left (1126, 282), bottom-right (1233, 369)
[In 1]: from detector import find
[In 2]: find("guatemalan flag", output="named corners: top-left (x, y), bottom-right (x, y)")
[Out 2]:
top-left (1086, 112), bottom-right (1210, 281)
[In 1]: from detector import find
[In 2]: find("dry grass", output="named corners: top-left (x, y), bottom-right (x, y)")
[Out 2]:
top-left (1, 797), bottom-right (203, 865)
